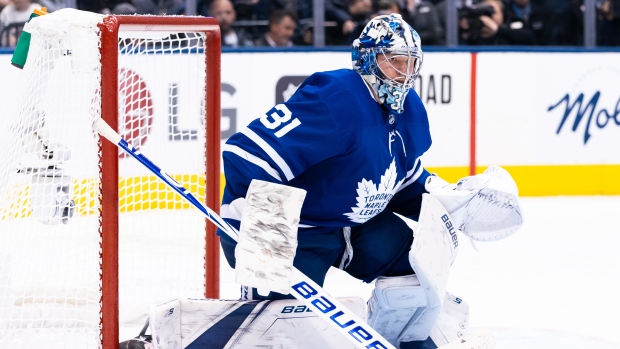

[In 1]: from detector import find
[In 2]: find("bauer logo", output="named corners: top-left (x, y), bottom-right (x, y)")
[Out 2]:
top-left (291, 281), bottom-right (389, 349)
top-left (275, 76), bottom-right (308, 104)
top-left (442, 214), bottom-right (459, 248)
top-left (281, 305), bottom-right (312, 313)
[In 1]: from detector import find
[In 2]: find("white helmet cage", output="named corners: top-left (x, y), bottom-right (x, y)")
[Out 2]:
top-left (352, 14), bottom-right (423, 113)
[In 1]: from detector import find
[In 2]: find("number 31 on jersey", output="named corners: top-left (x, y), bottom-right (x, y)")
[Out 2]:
top-left (260, 104), bottom-right (301, 138)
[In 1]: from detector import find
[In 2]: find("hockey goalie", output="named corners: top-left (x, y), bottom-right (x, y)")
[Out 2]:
top-left (123, 13), bottom-right (522, 349)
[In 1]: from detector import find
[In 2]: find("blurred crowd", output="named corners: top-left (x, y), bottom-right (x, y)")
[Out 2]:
top-left (1, 0), bottom-right (619, 47)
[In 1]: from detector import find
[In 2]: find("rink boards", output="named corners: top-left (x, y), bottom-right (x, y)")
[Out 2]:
top-left (1, 50), bottom-right (619, 196)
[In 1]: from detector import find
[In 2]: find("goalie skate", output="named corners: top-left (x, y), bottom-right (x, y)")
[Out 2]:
top-left (438, 329), bottom-right (495, 349)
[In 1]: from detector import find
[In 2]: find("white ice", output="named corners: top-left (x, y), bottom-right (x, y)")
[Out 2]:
top-left (218, 196), bottom-right (620, 349)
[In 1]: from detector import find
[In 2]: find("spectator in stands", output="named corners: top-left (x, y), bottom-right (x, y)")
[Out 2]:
top-left (398, 0), bottom-right (445, 45)
top-left (210, 0), bottom-right (253, 47)
top-left (199, 0), bottom-right (312, 43)
top-left (541, 0), bottom-right (570, 11)
top-left (597, 0), bottom-right (620, 45)
top-left (326, 0), bottom-right (373, 45)
top-left (215, 0), bottom-right (287, 42)
top-left (458, 0), bottom-right (537, 44)
top-left (234, 0), bottom-right (284, 21)
top-left (503, 0), bottom-right (553, 44)
top-left (133, 0), bottom-right (184, 15)
top-left (76, 0), bottom-right (108, 13)
top-left (109, 0), bottom-right (138, 14)
top-left (375, 0), bottom-right (400, 15)
top-left (546, 0), bottom-right (583, 45)
top-left (546, 0), bottom-right (620, 46)
top-left (285, 0), bottom-right (312, 21)
top-left (37, 0), bottom-right (69, 12)
top-left (0, 0), bottom-right (41, 46)
top-left (0, 0), bottom-right (40, 24)
top-left (294, 21), bottom-right (313, 45)
top-left (282, 0), bottom-right (313, 45)
top-left (254, 9), bottom-right (296, 47)
top-left (0, 0), bottom-right (9, 13)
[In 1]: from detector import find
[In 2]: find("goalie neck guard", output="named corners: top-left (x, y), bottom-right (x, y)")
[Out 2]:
top-left (352, 14), bottom-right (423, 114)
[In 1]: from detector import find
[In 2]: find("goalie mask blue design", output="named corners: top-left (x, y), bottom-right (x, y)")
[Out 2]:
top-left (352, 14), bottom-right (423, 114)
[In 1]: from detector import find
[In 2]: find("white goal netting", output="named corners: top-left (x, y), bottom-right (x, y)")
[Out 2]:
top-left (0, 9), bottom-right (216, 348)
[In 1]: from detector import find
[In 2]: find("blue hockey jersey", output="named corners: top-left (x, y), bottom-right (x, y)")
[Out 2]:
top-left (221, 69), bottom-right (432, 235)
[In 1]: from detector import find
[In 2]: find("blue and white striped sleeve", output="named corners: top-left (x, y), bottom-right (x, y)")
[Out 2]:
top-left (220, 84), bottom-right (342, 224)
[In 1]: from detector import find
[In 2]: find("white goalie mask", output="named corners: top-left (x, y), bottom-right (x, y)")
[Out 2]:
top-left (352, 14), bottom-right (423, 114)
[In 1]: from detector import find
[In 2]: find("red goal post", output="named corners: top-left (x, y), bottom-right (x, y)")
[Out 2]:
top-left (0, 9), bottom-right (221, 348)
top-left (99, 15), bottom-right (221, 348)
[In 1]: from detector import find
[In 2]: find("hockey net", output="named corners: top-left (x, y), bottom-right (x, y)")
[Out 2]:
top-left (0, 9), bottom-right (221, 348)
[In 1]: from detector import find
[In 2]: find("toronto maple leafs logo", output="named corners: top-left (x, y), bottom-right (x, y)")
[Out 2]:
top-left (344, 159), bottom-right (404, 224)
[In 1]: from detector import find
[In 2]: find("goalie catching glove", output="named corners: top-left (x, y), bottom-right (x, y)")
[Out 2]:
top-left (234, 180), bottom-right (306, 295)
top-left (425, 166), bottom-right (523, 242)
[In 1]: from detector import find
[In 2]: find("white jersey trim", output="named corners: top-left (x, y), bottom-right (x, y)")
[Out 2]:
top-left (240, 127), bottom-right (295, 181)
top-left (398, 157), bottom-right (424, 191)
top-left (223, 144), bottom-right (283, 181)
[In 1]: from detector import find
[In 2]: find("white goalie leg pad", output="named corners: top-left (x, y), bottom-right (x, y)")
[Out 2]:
top-left (235, 179), bottom-right (307, 294)
top-left (366, 275), bottom-right (428, 346)
top-left (398, 194), bottom-right (460, 345)
top-left (426, 166), bottom-right (523, 242)
top-left (148, 297), bottom-right (366, 349)
top-left (149, 299), bottom-right (180, 349)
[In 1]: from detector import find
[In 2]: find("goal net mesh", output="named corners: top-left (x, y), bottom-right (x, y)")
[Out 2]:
top-left (0, 9), bottom-right (212, 348)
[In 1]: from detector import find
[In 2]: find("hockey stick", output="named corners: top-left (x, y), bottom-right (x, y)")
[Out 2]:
top-left (93, 118), bottom-right (396, 349)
